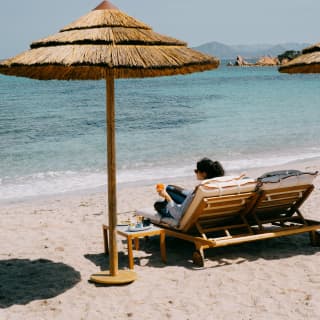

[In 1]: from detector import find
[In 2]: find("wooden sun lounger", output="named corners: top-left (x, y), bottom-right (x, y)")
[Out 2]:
top-left (138, 181), bottom-right (320, 267)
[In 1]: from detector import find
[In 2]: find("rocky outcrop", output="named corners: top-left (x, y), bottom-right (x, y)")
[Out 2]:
top-left (234, 55), bottom-right (253, 66)
top-left (228, 55), bottom-right (280, 66)
top-left (255, 56), bottom-right (280, 66)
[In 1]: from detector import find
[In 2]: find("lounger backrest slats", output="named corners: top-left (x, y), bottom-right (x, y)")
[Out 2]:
top-left (250, 184), bottom-right (314, 226)
top-left (256, 185), bottom-right (312, 209)
top-left (178, 177), bottom-right (258, 231)
top-left (180, 192), bottom-right (256, 232)
top-left (257, 195), bottom-right (301, 210)
top-left (202, 198), bottom-right (251, 216)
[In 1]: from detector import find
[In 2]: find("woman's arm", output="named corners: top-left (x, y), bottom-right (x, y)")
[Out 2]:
top-left (158, 189), bottom-right (173, 202)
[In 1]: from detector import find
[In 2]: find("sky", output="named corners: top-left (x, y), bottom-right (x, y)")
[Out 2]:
top-left (0, 0), bottom-right (319, 59)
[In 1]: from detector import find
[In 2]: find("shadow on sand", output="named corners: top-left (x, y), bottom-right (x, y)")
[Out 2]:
top-left (86, 233), bottom-right (320, 271)
top-left (164, 233), bottom-right (320, 269)
top-left (0, 258), bottom-right (81, 308)
top-left (85, 236), bottom-right (171, 273)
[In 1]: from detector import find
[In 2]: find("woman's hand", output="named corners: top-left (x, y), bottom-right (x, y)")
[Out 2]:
top-left (158, 189), bottom-right (172, 202)
top-left (158, 189), bottom-right (166, 198)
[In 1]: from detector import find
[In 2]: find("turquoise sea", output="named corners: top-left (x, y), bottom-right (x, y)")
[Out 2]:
top-left (0, 65), bottom-right (320, 201)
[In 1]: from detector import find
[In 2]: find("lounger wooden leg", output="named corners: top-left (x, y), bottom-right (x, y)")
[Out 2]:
top-left (310, 231), bottom-right (320, 246)
top-left (160, 230), bottom-right (167, 264)
top-left (103, 225), bottom-right (109, 255)
top-left (193, 244), bottom-right (205, 267)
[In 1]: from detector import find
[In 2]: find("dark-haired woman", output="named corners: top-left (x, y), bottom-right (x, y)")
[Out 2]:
top-left (155, 158), bottom-right (225, 221)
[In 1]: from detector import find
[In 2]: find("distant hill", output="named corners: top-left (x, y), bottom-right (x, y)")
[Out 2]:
top-left (194, 41), bottom-right (310, 60)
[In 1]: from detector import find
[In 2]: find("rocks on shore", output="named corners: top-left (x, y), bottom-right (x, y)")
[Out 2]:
top-left (255, 56), bottom-right (279, 66)
top-left (228, 55), bottom-right (279, 66)
top-left (234, 55), bottom-right (254, 66)
top-left (228, 49), bottom-right (302, 67)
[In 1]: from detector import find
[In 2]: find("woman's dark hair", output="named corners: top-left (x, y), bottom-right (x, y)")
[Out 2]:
top-left (196, 157), bottom-right (225, 179)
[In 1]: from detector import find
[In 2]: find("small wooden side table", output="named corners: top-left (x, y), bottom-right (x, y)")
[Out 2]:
top-left (103, 224), bottom-right (166, 269)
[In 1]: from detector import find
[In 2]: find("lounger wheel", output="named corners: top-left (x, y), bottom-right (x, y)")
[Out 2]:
top-left (192, 250), bottom-right (204, 267)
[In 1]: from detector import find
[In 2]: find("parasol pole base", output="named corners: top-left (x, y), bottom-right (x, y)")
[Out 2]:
top-left (90, 270), bottom-right (137, 285)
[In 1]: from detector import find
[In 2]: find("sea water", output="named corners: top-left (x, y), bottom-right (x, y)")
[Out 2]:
top-left (1, 65), bottom-right (320, 201)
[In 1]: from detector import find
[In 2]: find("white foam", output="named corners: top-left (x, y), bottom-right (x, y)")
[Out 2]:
top-left (0, 171), bottom-right (105, 201)
top-left (223, 151), bottom-right (320, 171)
top-left (1, 151), bottom-right (320, 202)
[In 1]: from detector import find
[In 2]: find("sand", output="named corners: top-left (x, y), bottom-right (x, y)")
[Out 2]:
top-left (1, 159), bottom-right (320, 320)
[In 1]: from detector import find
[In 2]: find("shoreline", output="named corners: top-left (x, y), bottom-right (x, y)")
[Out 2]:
top-left (1, 155), bottom-right (319, 207)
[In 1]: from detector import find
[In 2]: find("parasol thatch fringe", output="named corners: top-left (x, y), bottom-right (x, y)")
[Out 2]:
top-left (0, 45), bottom-right (218, 79)
top-left (302, 42), bottom-right (320, 54)
top-left (279, 63), bottom-right (320, 74)
top-left (0, 63), bottom-right (218, 80)
top-left (279, 51), bottom-right (320, 74)
top-left (279, 41), bottom-right (320, 74)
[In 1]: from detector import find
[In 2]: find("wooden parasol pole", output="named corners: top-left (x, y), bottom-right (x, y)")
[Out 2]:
top-left (106, 75), bottom-right (118, 276)
top-left (90, 74), bottom-right (136, 284)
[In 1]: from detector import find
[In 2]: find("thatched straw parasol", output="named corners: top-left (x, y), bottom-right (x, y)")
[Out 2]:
top-left (0, 1), bottom-right (219, 284)
top-left (279, 42), bottom-right (320, 73)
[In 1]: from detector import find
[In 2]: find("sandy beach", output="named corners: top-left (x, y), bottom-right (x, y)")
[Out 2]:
top-left (1, 158), bottom-right (320, 320)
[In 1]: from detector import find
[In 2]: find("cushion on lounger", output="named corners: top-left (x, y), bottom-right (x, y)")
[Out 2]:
top-left (257, 170), bottom-right (318, 190)
top-left (199, 174), bottom-right (256, 196)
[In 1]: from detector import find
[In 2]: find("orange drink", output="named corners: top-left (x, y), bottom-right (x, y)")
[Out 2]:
top-left (156, 183), bottom-right (165, 192)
